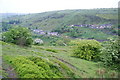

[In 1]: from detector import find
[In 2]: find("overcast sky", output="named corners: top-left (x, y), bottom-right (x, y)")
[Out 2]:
top-left (0, 0), bottom-right (119, 13)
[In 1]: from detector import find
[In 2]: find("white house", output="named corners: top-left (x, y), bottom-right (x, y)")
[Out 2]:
top-left (34, 38), bottom-right (43, 44)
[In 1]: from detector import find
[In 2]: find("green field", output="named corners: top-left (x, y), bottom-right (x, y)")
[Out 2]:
top-left (1, 41), bottom-right (118, 78)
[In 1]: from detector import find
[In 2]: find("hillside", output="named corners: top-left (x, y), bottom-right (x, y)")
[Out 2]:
top-left (1, 8), bottom-right (118, 41)
top-left (1, 41), bottom-right (118, 78)
top-left (2, 8), bottom-right (118, 31)
top-left (0, 13), bottom-right (27, 20)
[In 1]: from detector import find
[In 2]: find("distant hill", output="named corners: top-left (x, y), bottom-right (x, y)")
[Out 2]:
top-left (0, 13), bottom-right (27, 19)
top-left (2, 8), bottom-right (118, 31)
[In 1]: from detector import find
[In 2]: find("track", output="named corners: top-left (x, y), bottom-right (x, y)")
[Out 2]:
top-left (2, 60), bottom-right (18, 78)
top-left (53, 55), bottom-right (87, 74)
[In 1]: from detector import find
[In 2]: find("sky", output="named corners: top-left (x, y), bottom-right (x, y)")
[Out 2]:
top-left (0, 0), bottom-right (119, 13)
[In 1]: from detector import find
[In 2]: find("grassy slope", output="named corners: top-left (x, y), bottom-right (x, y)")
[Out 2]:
top-left (62, 27), bottom-right (116, 40)
top-left (2, 41), bottom-right (77, 78)
top-left (2, 8), bottom-right (118, 40)
top-left (2, 41), bottom-right (118, 78)
top-left (2, 8), bottom-right (118, 31)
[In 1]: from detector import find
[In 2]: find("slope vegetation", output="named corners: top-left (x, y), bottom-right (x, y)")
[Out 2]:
top-left (1, 41), bottom-right (118, 78)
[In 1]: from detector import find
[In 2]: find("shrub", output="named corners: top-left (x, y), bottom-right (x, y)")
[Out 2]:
top-left (46, 49), bottom-right (58, 53)
top-left (2, 26), bottom-right (33, 46)
top-left (72, 39), bottom-right (101, 61)
top-left (100, 37), bottom-right (120, 70)
top-left (4, 56), bottom-right (62, 78)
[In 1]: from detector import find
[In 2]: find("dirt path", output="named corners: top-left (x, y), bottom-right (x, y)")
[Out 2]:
top-left (53, 56), bottom-right (79, 70)
top-left (52, 55), bottom-right (87, 76)
top-left (2, 60), bottom-right (18, 78)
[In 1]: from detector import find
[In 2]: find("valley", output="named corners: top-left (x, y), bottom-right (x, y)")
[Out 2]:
top-left (1, 8), bottom-right (119, 79)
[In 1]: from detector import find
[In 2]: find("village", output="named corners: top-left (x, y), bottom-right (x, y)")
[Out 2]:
top-left (32, 23), bottom-right (112, 36)
top-left (70, 23), bottom-right (112, 29)
top-left (32, 29), bottom-right (59, 36)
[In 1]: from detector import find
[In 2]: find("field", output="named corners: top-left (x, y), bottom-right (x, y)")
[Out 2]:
top-left (1, 41), bottom-right (118, 78)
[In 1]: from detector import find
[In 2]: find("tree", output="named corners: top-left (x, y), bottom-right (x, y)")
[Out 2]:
top-left (2, 26), bottom-right (33, 46)
top-left (100, 37), bottom-right (120, 70)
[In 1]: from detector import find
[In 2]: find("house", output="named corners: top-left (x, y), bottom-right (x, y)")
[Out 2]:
top-left (39, 31), bottom-right (46, 35)
top-left (33, 29), bottom-right (46, 35)
top-left (47, 32), bottom-right (59, 36)
top-left (34, 38), bottom-right (43, 44)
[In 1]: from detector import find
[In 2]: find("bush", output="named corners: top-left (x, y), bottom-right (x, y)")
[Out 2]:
top-left (2, 26), bottom-right (33, 46)
top-left (46, 49), bottom-right (58, 53)
top-left (100, 37), bottom-right (120, 70)
top-left (72, 39), bottom-right (101, 61)
top-left (4, 56), bottom-right (62, 78)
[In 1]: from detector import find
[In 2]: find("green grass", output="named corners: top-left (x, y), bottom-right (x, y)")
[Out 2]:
top-left (1, 41), bottom-right (118, 78)
top-left (96, 14), bottom-right (118, 20)
top-left (62, 27), bottom-right (114, 40)
top-left (39, 46), bottom-right (118, 78)
top-left (2, 41), bottom-right (76, 78)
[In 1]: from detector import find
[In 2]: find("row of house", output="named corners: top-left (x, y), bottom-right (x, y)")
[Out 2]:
top-left (70, 24), bottom-right (112, 29)
top-left (32, 29), bottom-right (59, 36)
